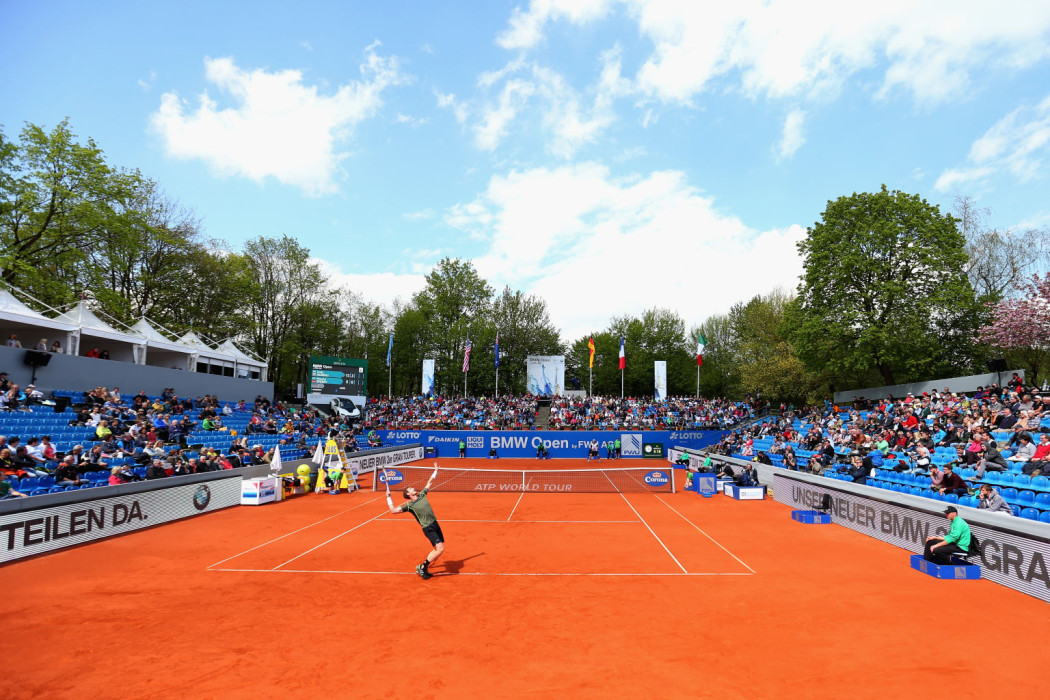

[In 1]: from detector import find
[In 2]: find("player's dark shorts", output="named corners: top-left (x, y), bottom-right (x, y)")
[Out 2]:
top-left (422, 522), bottom-right (444, 546)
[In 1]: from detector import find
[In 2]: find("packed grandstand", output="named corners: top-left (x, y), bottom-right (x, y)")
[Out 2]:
top-left (4, 373), bottom-right (1049, 522)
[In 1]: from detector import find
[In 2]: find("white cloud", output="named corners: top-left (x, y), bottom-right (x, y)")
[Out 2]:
top-left (314, 259), bottom-right (426, 308)
top-left (150, 46), bottom-right (404, 196)
top-left (470, 53), bottom-right (628, 155)
top-left (396, 113), bottom-right (429, 126)
top-left (497, 0), bottom-right (611, 50)
top-left (498, 0), bottom-right (1050, 105)
top-left (777, 109), bottom-right (806, 160)
top-left (446, 162), bottom-right (806, 340)
top-left (936, 94), bottom-right (1050, 191)
top-left (137, 70), bottom-right (157, 90)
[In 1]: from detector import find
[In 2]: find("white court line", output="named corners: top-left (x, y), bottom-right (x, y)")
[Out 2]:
top-left (507, 488), bottom-right (527, 522)
top-left (206, 496), bottom-right (381, 569)
top-left (272, 509), bottom-right (388, 571)
top-left (211, 568), bottom-right (753, 577)
top-left (656, 495), bottom-right (756, 574)
top-left (618, 493), bottom-right (688, 574)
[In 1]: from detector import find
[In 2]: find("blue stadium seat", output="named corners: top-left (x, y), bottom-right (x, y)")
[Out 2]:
top-left (932, 491), bottom-right (944, 501)
top-left (1014, 474), bottom-right (1031, 488)
top-left (984, 471), bottom-right (1001, 484)
top-left (1017, 490), bottom-right (1036, 508)
top-left (944, 493), bottom-right (959, 504)
top-left (957, 496), bottom-right (973, 508)
top-left (1035, 493), bottom-right (1050, 510)
top-left (1000, 487), bottom-right (1019, 503)
top-left (910, 486), bottom-right (922, 496)
top-left (1020, 507), bottom-right (1040, 521)
top-left (29, 488), bottom-right (49, 496)
top-left (999, 472), bottom-right (1015, 485)
top-left (48, 486), bottom-right (65, 494)
top-left (1031, 476), bottom-right (1050, 492)
top-left (1041, 511), bottom-right (1050, 524)
top-left (1011, 505), bottom-right (1022, 517)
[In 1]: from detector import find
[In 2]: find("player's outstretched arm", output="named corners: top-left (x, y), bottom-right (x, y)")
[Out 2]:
top-left (425, 463), bottom-right (439, 489)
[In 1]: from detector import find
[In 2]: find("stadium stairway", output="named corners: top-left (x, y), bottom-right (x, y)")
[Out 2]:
top-left (534, 402), bottom-right (551, 429)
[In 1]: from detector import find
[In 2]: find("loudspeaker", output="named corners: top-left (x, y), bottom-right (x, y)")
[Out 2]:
top-left (987, 358), bottom-right (1007, 373)
top-left (24, 350), bottom-right (52, 367)
top-left (54, 396), bottom-right (71, 413)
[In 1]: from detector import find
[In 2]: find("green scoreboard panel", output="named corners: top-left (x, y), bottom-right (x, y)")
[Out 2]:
top-left (309, 356), bottom-right (368, 398)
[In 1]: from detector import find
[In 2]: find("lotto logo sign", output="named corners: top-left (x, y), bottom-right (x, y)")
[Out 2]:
top-left (378, 469), bottom-right (404, 485)
top-left (467, 436), bottom-right (484, 449)
top-left (620, 433), bottom-right (643, 457)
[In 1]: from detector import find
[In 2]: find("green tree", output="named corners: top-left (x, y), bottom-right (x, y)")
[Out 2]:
top-left (0, 120), bottom-right (139, 305)
top-left (412, 257), bottom-right (493, 395)
top-left (791, 185), bottom-right (982, 388)
top-left (730, 290), bottom-right (822, 405)
top-left (242, 235), bottom-right (331, 389)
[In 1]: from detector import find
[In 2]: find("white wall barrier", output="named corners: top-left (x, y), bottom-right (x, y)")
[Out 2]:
top-left (773, 471), bottom-right (1050, 603)
top-left (0, 476), bottom-right (241, 564)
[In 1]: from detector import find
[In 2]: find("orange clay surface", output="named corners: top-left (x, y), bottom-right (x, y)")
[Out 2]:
top-left (2, 457), bottom-right (1045, 699)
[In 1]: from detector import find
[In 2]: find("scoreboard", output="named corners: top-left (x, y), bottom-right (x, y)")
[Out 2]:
top-left (308, 356), bottom-right (368, 400)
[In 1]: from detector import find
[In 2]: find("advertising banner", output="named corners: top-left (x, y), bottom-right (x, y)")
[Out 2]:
top-left (654, 361), bottom-right (667, 401)
top-left (0, 477), bottom-right (241, 563)
top-left (371, 429), bottom-right (725, 459)
top-left (422, 359), bottom-right (435, 396)
top-left (526, 355), bottom-right (565, 397)
top-left (773, 473), bottom-right (1050, 603)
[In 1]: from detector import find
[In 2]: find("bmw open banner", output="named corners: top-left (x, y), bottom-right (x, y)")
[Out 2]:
top-left (422, 358), bottom-right (436, 396)
top-left (371, 429), bottom-right (725, 459)
top-left (654, 360), bottom-right (667, 401)
top-left (526, 355), bottom-right (565, 396)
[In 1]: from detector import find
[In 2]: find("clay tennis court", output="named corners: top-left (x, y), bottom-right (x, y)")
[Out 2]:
top-left (2, 457), bottom-right (1044, 699)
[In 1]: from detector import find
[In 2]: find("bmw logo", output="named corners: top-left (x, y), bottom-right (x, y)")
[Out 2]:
top-left (193, 485), bottom-right (212, 511)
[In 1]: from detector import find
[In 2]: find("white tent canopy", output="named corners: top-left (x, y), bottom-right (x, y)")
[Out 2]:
top-left (130, 318), bottom-right (196, 370)
top-left (0, 289), bottom-right (77, 333)
top-left (54, 302), bottom-right (145, 362)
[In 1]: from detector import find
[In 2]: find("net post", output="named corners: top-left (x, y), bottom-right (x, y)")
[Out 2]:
top-left (670, 467), bottom-right (676, 494)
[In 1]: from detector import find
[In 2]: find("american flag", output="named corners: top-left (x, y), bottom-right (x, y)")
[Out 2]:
top-left (463, 339), bottom-right (472, 373)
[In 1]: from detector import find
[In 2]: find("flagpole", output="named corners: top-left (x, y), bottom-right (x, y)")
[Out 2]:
top-left (389, 363), bottom-right (392, 398)
top-left (621, 369), bottom-right (623, 399)
top-left (589, 366), bottom-right (592, 396)
top-left (696, 364), bottom-right (699, 398)
top-left (496, 364), bottom-right (499, 398)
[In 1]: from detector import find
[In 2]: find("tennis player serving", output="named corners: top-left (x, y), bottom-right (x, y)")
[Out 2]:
top-left (388, 463), bottom-right (444, 580)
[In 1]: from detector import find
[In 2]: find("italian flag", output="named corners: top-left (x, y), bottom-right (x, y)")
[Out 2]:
top-left (618, 336), bottom-right (626, 370)
top-left (696, 332), bottom-right (707, 366)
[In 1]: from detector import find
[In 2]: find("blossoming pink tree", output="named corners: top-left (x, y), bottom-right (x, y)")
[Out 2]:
top-left (977, 273), bottom-right (1050, 386)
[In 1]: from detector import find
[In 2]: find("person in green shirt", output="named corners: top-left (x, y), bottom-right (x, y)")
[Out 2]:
top-left (388, 465), bottom-right (444, 580)
top-left (458, 438), bottom-right (466, 458)
top-left (614, 437), bottom-right (621, 459)
top-left (923, 506), bottom-right (972, 565)
top-left (0, 480), bottom-right (28, 500)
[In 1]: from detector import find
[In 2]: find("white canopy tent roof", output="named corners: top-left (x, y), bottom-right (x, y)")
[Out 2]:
top-left (0, 289), bottom-right (77, 333)
top-left (215, 339), bottom-right (265, 368)
top-left (130, 318), bottom-right (196, 354)
top-left (55, 302), bottom-right (145, 347)
top-left (176, 331), bottom-right (236, 362)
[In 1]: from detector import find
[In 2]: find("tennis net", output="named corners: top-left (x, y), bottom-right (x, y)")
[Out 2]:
top-left (376, 466), bottom-right (675, 494)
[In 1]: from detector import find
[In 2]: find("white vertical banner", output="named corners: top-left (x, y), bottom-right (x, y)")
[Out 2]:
top-left (422, 358), bottom-right (436, 396)
top-left (526, 355), bottom-right (565, 396)
top-left (654, 360), bottom-right (667, 401)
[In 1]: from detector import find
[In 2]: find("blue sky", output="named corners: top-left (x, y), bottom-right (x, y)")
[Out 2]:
top-left (3, 0), bottom-right (1049, 342)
